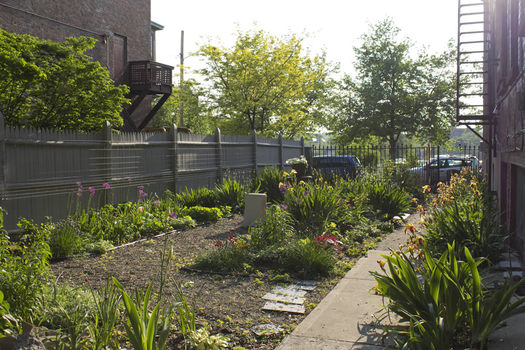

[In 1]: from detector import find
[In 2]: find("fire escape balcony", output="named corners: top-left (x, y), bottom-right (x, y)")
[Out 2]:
top-left (122, 60), bottom-right (174, 131)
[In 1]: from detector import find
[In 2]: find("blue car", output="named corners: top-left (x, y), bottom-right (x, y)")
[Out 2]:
top-left (311, 155), bottom-right (362, 179)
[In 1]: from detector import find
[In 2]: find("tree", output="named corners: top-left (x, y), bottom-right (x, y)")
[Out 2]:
top-left (334, 19), bottom-right (456, 154)
top-left (0, 29), bottom-right (128, 131)
top-left (151, 78), bottom-right (215, 134)
top-left (198, 29), bottom-right (336, 138)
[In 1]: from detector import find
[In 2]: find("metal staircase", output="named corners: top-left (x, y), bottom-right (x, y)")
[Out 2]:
top-left (456, 0), bottom-right (491, 125)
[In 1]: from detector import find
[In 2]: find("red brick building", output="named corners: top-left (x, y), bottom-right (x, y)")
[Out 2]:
top-left (0, 0), bottom-right (172, 130)
top-left (460, 0), bottom-right (525, 258)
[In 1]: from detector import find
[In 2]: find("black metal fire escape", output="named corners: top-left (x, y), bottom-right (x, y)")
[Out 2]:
top-left (122, 60), bottom-right (173, 131)
top-left (456, 0), bottom-right (491, 127)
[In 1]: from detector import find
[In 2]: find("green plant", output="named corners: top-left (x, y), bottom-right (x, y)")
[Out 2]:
top-left (90, 279), bottom-right (122, 350)
top-left (185, 206), bottom-right (223, 224)
top-left (249, 166), bottom-right (286, 203)
top-left (372, 244), bottom-right (525, 349)
top-left (168, 215), bottom-right (196, 230)
top-left (366, 182), bottom-right (411, 220)
top-left (173, 283), bottom-right (196, 337)
top-left (215, 178), bottom-right (246, 213)
top-left (49, 218), bottom-right (84, 259)
top-left (193, 236), bottom-right (250, 273)
top-left (113, 278), bottom-right (174, 350)
top-left (249, 205), bottom-right (294, 249)
top-left (0, 290), bottom-right (20, 336)
top-left (186, 327), bottom-right (229, 349)
top-left (283, 181), bottom-right (343, 236)
top-left (280, 238), bottom-right (336, 279)
top-left (0, 216), bottom-right (51, 322)
top-left (177, 187), bottom-right (218, 208)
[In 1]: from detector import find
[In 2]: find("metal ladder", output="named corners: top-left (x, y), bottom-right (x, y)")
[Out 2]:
top-left (456, 0), bottom-right (491, 125)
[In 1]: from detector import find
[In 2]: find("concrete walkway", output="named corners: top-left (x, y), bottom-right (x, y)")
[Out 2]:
top-left (276, 215), bottom-right (525, 350)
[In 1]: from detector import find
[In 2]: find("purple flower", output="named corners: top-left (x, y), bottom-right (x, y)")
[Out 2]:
top-left (138, 189), bottom-right (148, 198)
top-left (154, 200), bottom-right (161, 206)
top-left (102, 182), bottom-right (111, 190)
top-left (169, 212), bottom-right (177, 219)
top-left (296, 198), bottom-right (302, 204)
top-left (128, 178), bottom-right (133, 183)
top-left (303, 190), bottom-right (310, 197)
top-left (281, 204), bottom-right (288, 210)
top-left (137, 185), bottom-right (144, 190)
top-left (88, 186), bottom-right (95, 197)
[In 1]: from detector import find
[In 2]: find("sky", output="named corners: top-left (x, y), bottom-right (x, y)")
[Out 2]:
top-left (151, 0), bottom-right (458, 79)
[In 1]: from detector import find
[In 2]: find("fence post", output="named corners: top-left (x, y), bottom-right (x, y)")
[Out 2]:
top-left (301, 136), bottom-right (305, 156)
top-left (278, 133), bottom-right (284, 170)
top-left (170, 124), bottom-right (178, 192)
top-left (215, 127), bottom-right (223, 185)
top-left (252, 130), bottom-right (258, 177)
top-left (103, 121), bottom-right (112, 205)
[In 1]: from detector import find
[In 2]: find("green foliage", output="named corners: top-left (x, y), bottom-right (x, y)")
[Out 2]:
top-left (283, 181), bottom-right (343, 236)
top-left (193, 242), bottom-right (250, 273)
top-left (334, 19), bottom-right (455, 149)
top-left (198, 28), bottom-right (336, 138)
top-left (0, 29), bottom-right (128, 131)
top-left (249, 205), bottom-right (294, 250)
top-left (185, 206), bottom-right (223, 224)
top-left (151, 78), bottom-right (215, 134)
top-left (113, 278), bottom-right (174, 350)
top-left (0, 290), bottom-right (20, 336)
top-left (366, 182), bottom-right (411, 220)
top-left (250, 166), bottom-right (286, 203)
top-left (176, 187), bottom-right (218, 208)
top-left (280, 238), bottom-right (336, 279)
top-left (186, 327), bottom-right (230, 349)
top-left (49, 218), bottom-right (84, 259)
top-left (0, 217), bottom-right (51, 321)
top-left (89, 279), bottom-right (122, 350)
top-left (36, 282), bottom-right (96, 349)
top-left (372, 245), bottom-right (525, 349)
top-left (215, 178), bottom-right (246, 213)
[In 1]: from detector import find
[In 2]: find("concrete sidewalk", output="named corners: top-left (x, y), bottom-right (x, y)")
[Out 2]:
top-left (276, 216), bottom-right (525, 350)
top-left (276, 249), bottom-right (392, 350)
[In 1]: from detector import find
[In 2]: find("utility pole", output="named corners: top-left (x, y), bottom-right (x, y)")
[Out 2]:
top-left (179, 30), bottom-right (184, 128)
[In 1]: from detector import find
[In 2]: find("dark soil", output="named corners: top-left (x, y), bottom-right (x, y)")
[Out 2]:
top-left (50, 215), bottom-right (335, 349)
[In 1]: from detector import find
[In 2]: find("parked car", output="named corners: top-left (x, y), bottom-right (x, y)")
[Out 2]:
top-left (311, 155), bottom-right (362, 179)
top-left (410, 155), bottom-right (481, 183)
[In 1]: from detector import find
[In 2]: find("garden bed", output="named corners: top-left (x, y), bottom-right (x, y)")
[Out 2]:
top-left (50, 215), bottom-right (340, 349)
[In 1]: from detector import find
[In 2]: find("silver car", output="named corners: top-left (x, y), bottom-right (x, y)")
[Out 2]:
top-left (410, 155), bottom-right (481, 184)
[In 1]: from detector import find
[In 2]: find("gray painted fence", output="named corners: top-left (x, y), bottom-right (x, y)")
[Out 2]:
top-left (0, 116), bottom-right (305, 230)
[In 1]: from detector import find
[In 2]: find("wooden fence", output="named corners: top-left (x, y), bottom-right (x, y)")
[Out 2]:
top-left (0, 116), bottom-right (306, 230)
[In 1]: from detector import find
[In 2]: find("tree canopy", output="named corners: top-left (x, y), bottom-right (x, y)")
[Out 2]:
top-left (333, 19), bottom-right (456, 150)
top-left (198, 29), bottom-right (336, 138)
top-left (0, 29), bottom-right (128, 131)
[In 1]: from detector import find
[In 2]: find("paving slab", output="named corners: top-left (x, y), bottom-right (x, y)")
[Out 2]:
top-left (277, 335), bottom-right (383, 350)
top-left (262, 292), bottom-right (305, 304)
top-left (272, 286), bottom-right (308, 297)
top-left (488, 313), bottom-right (525, 350)
top-left (262, 301), bottom-right (305, 314)
top-left (343, 250), bottom-right (389, 281)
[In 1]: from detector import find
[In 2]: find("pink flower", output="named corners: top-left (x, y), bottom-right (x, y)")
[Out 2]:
top-left (138, 206), bottom-right (144, 212)
top-left (281, 204), bottom-right (288, 210)
top-left (153, 200), bottom-right (161, 206)
top-left (76, 181), bottom-right (83, 190)
top-left (296, 198), bottom-right (302, 204)
top-left (128, 178), bottom-right (133, 183)
top-left (137, 185), bottom-right (144, 190)
top-left (88, 187), bottom-right (95, 197)
top-left (102, 182), bottom-right (111, 190)
top-left (76, 190), bottom-right (82, 197)
top-left (169, 212), bottom-right (177, 219)
top-left (138, 189), bottom-right (148, 198)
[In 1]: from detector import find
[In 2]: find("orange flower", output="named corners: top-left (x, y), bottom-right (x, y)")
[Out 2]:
top-left (377, 260), bottom-right (386, 268)
top-left (422, 185), bottom-right (431, 193)
top-left (404, 223), bottom-right (416, 235)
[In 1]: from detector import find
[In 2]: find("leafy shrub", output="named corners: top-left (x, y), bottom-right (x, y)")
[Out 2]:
top-left (215, 178), bottom-right (245, 213)
top-left (0, 290), bottom-right (19, 336)
top-left (372, 244), bottom-right (525, 349)
top-left (185, 206), bottom-right (223, 224)
top-left (283, 181), bottom-right (343, 236)
top-left (366, 182), bottom-right (411, 220)
top-left (177, 187), bottom-right (218, 208)
top-left (0, 217), bottom-right (51, 321)
top-left (250, 166), bottom-right (286, 203)
top-left (49, 218), bottom-right (84, 259)
top-left (380, 160), bottom-right (421, 197)
top-left (193, 235), bottom-right (250, 273)
top-left (168, 215), bottom-right (196, 230)
top-left (279, 238), bottom-right (336, 279)
top-left (90, 279), bottom-right (122, 350)
top-left (249, 205), bottom-right (294, 249)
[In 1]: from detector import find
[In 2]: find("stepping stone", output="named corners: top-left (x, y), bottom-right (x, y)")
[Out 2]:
top-left (263, 292), bottom-right (305, 304)
top-left (272, 286), bottom-right (307, 297)
top-left (495, 259), bottom-right (522, 270)
top-left (262, 301), bottom-right (305, 314)
top-left (251, 323), bottom-right (284, 336)
top-left (292, 281), bottom-right (317, 291)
